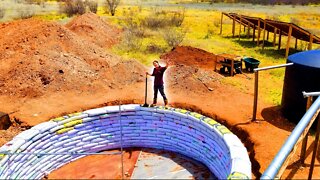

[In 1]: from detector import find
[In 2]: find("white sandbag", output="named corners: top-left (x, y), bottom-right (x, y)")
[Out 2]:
top-left (82, 116), bottom-right (100, 123)
top-left (223, 134), bottom-right (244, 149)
top-left (83, 107), bottom-right (108, 117)
top-left (15, 129), bottom-right (40, 142)
top-left (121, 104), bottom-right (141, 111)
top-left (136, 111), bottom-right (152, 116)
top-left (82, 135), bottom-right (100, 142)
top-left (49, 125), bottom-right (64, 133)
top-left (67, 129), bottom-right (79, 135)
top-left (4, 138), bottom-right (26, 153)
top-left (230, 158), bottom-right (251, 179)
top-left (31, 121), bottom-right (57, 133)
top-left (140, 107), bottom-right (157, 112)
top-left (63, 140), bottom-right (81, 147)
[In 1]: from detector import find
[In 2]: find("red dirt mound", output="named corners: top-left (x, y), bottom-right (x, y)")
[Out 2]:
top-left (160, 46), bottom-right (217, 69)
top-left (66, 13), bottom-right (121, 48)
top-left (0, 15), bottom-right (145, 127)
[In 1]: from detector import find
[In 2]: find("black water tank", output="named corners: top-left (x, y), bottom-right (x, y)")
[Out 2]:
top-left (281, 50), bottom-right (320, 124)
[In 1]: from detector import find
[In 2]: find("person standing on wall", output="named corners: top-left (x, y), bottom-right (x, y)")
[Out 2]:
top-left (146, 59), bottom-right (171, 107)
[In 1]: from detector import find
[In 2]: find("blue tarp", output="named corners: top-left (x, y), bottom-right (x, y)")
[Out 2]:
top-left (288, 50), bottom-right (320, 68)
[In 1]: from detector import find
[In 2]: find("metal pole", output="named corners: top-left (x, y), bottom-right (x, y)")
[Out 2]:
top-left (300, 96), bottom-right (313, 164)
top-left (308, 115), bottom-right (320, 180)
top-left (119, 103), bottom-right (124, 179)
top-left (252, 63), bottom-right (294, 122)
top-left (303, 91), bottom-right (320, 98)
top-left (254, 63), bottom-right (294, 71)
top-left (252, 71), bottom-right (258, 121)
top-left (261, 96), bottom-right (320, 179)
top-left (143, 74), bottom-right (148, 107)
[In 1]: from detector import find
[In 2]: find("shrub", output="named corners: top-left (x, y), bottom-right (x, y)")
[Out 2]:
top-left (104, 0), bottom-right (120, 16)
top-left (60, 0), bottom-right (86, 17)
top-left (162, 27), bottom-right (186, 48)
top-left (146, 43), bottom-right (166, 54)
top-left (17, 6), bottom-right (35, 19)
top-left (0, 7), bottom-right (5, 19)
top-left (85, 0), bottom-right (98, 13)
top-left (143, 9), bottom-right (185, 29)
top-left (123, 10), bottom-right (146, 38)
top-left (121, 30), bottom-right (142, 51)
top-left (143, 14), bottom-right (167, 29)
top-left (168, 10), bottom-right (185, 27)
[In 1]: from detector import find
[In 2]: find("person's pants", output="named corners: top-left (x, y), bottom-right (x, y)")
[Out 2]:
top-left (153, 85), bottom-right (167, 104)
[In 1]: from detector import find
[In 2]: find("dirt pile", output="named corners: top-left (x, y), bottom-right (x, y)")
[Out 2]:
top-left (0, 14), bottom-right (144, 100)
top-left (160, 46), bottom-right (217, 70)
top-left (66, 13), bottom-right (121, 48)
top-left (160, 46), bottom-right (223, 93)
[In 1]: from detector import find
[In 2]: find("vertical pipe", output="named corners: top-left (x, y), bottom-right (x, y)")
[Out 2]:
top-left (308, 115), bottom-right (320, 180)
top-left (220, 13), bottom-right (223, 35)
top-left (285, 25), bottom-right (292, 58)
top-left (144, 74), bottom-right (148, 106)
top-left (278, 30), bottom-right (282, 50)
top-left (119, 103), bottom-right (124, 179)
top-left (295, 38), bottom-right (298, 50)
top-left (300, 96), bottom-right (313, 164)
top-left (231, 59), bottom-right (234, 76)
top-left (252, 71), bottom-right (259, 121)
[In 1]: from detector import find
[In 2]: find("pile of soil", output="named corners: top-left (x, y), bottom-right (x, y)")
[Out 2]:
top-left (66, 13), bottom-right (121, 48)
top-left (160, 46), bottom-right (217, 70)
top-left (161, 46), bottom-right (224, 93)
top-left (0, 13), bottom-right (145, 127)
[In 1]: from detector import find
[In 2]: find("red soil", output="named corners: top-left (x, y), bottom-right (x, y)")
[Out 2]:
top-left (0, 14), bottom-right (318, 179)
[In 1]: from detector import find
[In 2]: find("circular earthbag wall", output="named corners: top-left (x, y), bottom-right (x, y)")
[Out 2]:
top-left (0, 105), bottom-right (251, 179)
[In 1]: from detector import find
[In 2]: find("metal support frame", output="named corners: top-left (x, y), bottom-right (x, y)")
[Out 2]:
top-left (300, 96), bottom-right (313, 164)
top-left (252, 63), bottom-right (294, 121)
top-left (261, 96), bottom-right (320, 179)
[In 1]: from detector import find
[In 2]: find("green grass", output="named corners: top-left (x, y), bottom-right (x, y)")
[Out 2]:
top-left (101, 4), bottom-right (320, 105)
top-left (2, 1), bottom-right (320, 105)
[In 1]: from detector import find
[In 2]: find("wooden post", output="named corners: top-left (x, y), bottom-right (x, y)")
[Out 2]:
top-left (253, 27), bottom-right (256, 42)
top-left (295, 38), bottom-right (298, 50)
top-left (308, 34), bottom-right (313, 50)
top-left (285, 25), bottom-right (292, 58)
top-left (239, 15), bottom-right (242, 40)
top-left (273, 28), bottom-right (277, 47)
top-left (308, 115), bottom-right (320, 180)
top-left (278, 30), bottom-right (282, 50)
top-left (231, 59), bottom-right (234, 76)
top-left (220, 13), bottom-right (223, 35)
top-left (257, 19), bottom-right (261, 45)
top-left (262, 20), bottom-right (266, 49)
top-left (247, 24), bottom-right (250, 38)
top-left (232, 16), bottom-right (235, 37)
top-left (300, 97), bottom-right (313, 164)
top-left (252, 71), bottom-right (259, 121)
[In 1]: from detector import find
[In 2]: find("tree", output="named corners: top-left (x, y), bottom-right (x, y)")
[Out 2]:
top-left (105, 0), bottom-right (120, 16)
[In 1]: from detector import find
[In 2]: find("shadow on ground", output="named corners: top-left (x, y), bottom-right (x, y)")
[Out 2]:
top-left (261, 106), bottom-right (296, 132)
